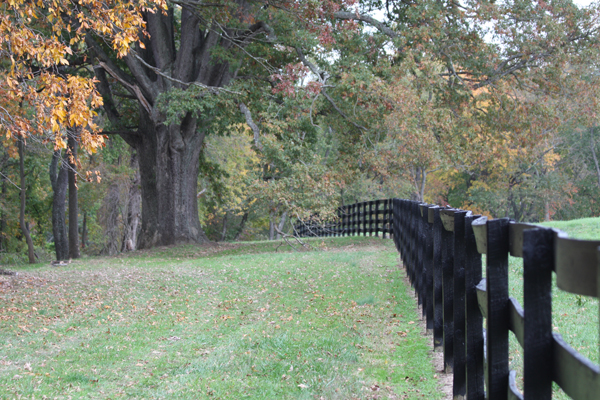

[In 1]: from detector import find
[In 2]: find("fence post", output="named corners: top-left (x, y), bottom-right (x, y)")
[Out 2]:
top-left (357, 202), bottom-right (361, 236)
top-left (465, 214), bottom-right (484, 400)
top-left (485, 218), bottom-right (510, 400)
top-left (406, 200), bottom-right (418, 290)
top-left (419, 204), bottom-right (430, 323)
top-left (362, 202), bottom-right (367, 236)
top-left (415, 202), bottom-right (424, 307)
top-left (431, 206), bottom-right (444, 350)
top-left (423, 205), bottom-right (434, 331)
top-left (348, 203), bottom-right (356, 236)
top-left (523, 228), bottom-right (554, 400)
top-left (407, 200), bottom-right (415, 285)
top-left (453, 210), bottom-right (468, 399)
top-left (441, 211), bottom-right (455, 372)
top-left (375, 200), bottom-right (380, 237)
top-left (369, 201), bottom-right (373, 236)
top-left (382, 200), bottom-right (388, 239)
top-left (343, 205), bottom-right (348, 236)
top-left (393, 199), bottom-right (401, 253)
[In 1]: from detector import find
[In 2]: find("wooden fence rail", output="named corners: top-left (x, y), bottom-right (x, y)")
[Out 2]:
top-left (294, 198), bottom-right (600, 400)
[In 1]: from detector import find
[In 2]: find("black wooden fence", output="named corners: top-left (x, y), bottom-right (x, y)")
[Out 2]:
top-left (294, 198), bottom-right (600, 400)
top-left (293, 199), bottom-right (393, 238)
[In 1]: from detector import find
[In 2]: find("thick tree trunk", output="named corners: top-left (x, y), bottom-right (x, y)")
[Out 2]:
top-left (68, 135), bottom-right (80, 259)
top-left (18, 139), bottom-right (35, 264)
top-left (134, 112), bottom-right (209, 248)
top-left (50, 150), bottom-right (69, 261)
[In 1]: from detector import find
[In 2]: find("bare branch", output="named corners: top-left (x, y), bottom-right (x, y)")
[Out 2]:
top-left (98, 61), bottom-right (153, 116)
top-left (239, 102), bottom-right (262, 149)
top-left (333, 11), bottom-right (400, 41)
top-left (295, 47), bottom-right (367, 131)
top-left (131, 53), bottom-right (241, 95)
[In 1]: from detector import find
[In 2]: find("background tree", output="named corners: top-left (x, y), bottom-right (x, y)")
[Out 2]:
top-left (49, 150), bottom-right (69, 261)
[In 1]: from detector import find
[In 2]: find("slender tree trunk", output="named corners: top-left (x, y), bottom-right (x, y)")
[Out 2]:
top-left (276, 211), bottom-right (288, 240)
top-left (121, 152), bottom-right (141, 252)
top-left (269, 212), bottom-right (275, 241)
top-left (590, 127), bottom-right (600, 189)
top-left (411, 166), bottom-right (426, 202)
top-left (50, 150), bottom-right (69, 261)
top-left (101, 182), bottom-right (122, 255)
top-left (419, 169), bottom-right (427, 202)
top-left (133, 111), bottom-right (210, 248)
top-left (18, 139), bottom-right (35, 264)
top-left (67, 134), bottom-right (80, 259)
top-left (81, 210), bottom-right (87, 249)
top-left (0, 178), bottom-right (6, 252)
top-left (220, 211), bottom-right (228, 241)
top-left (233, 211), bottom-right (249, 241)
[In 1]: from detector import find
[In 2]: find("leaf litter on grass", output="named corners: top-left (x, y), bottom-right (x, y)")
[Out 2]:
top-left (0, 237), bottom-right (443, 399)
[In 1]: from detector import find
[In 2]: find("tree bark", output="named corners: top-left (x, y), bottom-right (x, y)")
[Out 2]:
top-left (134, 110), bottom-right (209, 248)
top-left (233, 211), bottom-right (249, 241)
top-left (269, 212), bottom-right (275, 241)
top-left (18, 139), bottom-right (35, 264)
top-left (81, 210), bottom-right (87, 249)
top-left (220, 211), bottom-right (228, 242)
top-left (121, 152), bottom-right (141, 251)
top-left (49, 150), bottom-right (69, 261)
top-left (0, 177), bottom-right (6, 252)
top-left (87, 5), bottom-right (260, 249)
top-left (590, 127), bottom-right (600, 189)
top-left (68, 134), bottom-right (80, 259)
top-left (276, 211), bottom-right (288, 240)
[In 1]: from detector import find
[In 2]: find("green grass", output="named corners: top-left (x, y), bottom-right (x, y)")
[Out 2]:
top-left (0, 236), bottom-right (442, 399)
top-left (539, 217), bottom-right (600, 241)
top-left (507, 217), bottom-right (600, 398)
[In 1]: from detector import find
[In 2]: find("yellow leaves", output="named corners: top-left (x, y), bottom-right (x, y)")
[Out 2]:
top-left (543, 149), bottom-right (560, 169)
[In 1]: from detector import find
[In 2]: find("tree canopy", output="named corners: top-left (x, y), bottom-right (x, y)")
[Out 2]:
top-left (2, 0), bottom-right (600, 259)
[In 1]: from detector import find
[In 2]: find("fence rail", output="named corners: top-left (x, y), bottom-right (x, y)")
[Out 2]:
top-left (294, 198), bottom-right (600, 400)
top-left (293, 199), bottom-right (393, 238)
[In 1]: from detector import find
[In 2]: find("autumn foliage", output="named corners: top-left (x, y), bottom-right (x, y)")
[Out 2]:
top-left (0, 0), bottom-right (167, 155)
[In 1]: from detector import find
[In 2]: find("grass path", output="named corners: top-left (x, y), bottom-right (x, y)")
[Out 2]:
top-left (0, 237), bottom-right (443, 399)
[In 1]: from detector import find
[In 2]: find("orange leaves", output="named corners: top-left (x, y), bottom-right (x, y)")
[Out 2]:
top-left (0, 0), bottom-right (162, 158)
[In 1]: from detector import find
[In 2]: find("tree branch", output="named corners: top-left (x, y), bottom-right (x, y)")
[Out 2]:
top-left (295, 47), bottom-right (367, 131)
top-left (590, 127), bottom-right (600, 189)
top-left (239, 102), bottom-right (262, 149)
top-left (132, 53), bottom-right (241, 95)
top-left (333, 11), bottom-right (400, 41)
top-left (98, 61), bottom-right (153, 116)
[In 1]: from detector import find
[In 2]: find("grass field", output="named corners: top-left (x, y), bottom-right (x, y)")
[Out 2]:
top-left (507, 217), bottom-right (600, 398)
top-left (0, 236), bottom-right (443, 399)
top-left (2, 216), bottom-right (598, 399)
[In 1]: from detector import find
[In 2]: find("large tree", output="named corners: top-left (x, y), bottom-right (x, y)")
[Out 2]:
top-left (83, 0), bottom-right (404, 248)
top-left (3, 0), bottom-right (600, 250)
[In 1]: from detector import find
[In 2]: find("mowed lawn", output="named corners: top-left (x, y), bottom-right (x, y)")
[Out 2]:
top-left (0, 237), bottom-right (443, 399)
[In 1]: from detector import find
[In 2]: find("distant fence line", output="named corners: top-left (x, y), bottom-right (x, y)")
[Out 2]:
top-left (294, 199), bottom-right (599, 400)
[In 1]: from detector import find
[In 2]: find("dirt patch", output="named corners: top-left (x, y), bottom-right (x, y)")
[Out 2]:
top-left (401, 273), bottom-right (453, 400)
